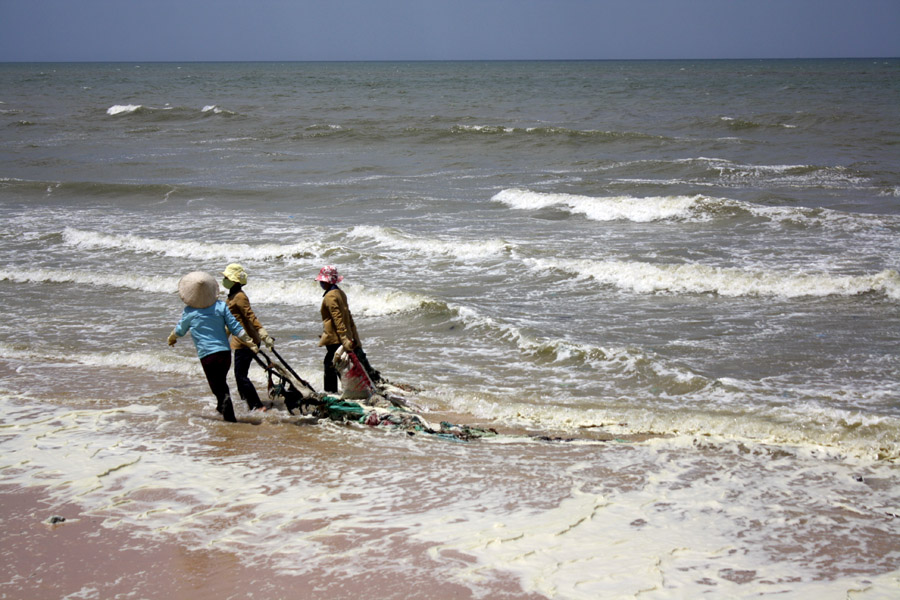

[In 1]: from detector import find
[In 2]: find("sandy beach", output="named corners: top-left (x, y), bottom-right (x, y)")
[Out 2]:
top-left (1, 483), bottom-right (550, 600)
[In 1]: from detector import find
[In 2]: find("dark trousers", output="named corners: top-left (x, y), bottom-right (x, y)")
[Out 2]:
top-left (354, 346), bottom-right (380, 383)
top-left (200, 350), bottom-right (232, 411)
top-left (234, 347), bottom-right (263, 409)
top-left (323, 344), bottom-right (340, 393)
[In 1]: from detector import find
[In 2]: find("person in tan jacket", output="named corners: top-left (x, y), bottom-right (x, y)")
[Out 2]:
top-left (316, 265), bottom-right (380, 393)
top-left (222, 263), bottom-right (274, 411)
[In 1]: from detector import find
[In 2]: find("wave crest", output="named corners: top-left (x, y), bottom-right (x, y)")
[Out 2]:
top-left (450, 124), bottom-right (666, 142)
top-left (526, 257), bottom-right (900, 300)
top-left (0, 267), bottom-right (430, 316)
top-left (493, 187), bottom-right (900, 233)
top-left (61, 228), bottom-right (318, 262)
top-left (493, 188), bottom-right (708, 222)
top-left (346, 225), bottom-right (510, 260)
top-left (106, 104), bottom-right (237, 120)
top-left (106, 104), bottom-right (143, 116)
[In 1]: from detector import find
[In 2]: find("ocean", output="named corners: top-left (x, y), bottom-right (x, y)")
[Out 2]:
top-left (0, 59), bottom-right (898, 598)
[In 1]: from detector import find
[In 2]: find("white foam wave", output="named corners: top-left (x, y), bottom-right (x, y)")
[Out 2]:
top-left (492, 189), bottom-right (705, 222)
top-left (60, 226), bottom-right (514, 268)
top-left (306, 123), bottom-right (342, 131)
top-left (453, 124), bottom-right (515, 133)
top-left (493, 185), bottom-right (897, 232)
top-left (107, 104), bottom-right (235, 118)
top-left (346, 225), bottom-right (510, 260)
top-left (526, 257), bottom-right (900, 300)
top-left (0, 267), bottom-right (177, 294)
top-left (448, 304), bottom-right (672, 380)
top-left (0, 343), bottom-right (201, 378)
top-left (106, 104), bottom-right (142, 115)
top-left (687, 156), bottom-right (804, 172)
top-left (448, 381), bottom-right (900, 460)
top-left (61, 227), bottom-right (320, 262)
top-left (251, 279), bottom-right (429, 317)
top-left (0, 267), bottom-right (429, 316)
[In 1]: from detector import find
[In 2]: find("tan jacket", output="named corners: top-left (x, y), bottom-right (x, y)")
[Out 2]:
top-left (318, 287), bottom-right (360, 348)
top-left (226, 289), bottom-right (263, 350)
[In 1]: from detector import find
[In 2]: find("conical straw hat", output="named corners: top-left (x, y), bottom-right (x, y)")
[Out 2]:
top-left (178, 271), bottom-right (218, 308)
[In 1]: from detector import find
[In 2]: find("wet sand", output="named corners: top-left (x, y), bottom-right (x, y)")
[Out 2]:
top-left (0, 484), bottom-right (544, 600)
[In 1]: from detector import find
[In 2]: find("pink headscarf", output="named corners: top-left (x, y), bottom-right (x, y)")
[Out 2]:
top-left (316, 265), bottom-right (343, 285)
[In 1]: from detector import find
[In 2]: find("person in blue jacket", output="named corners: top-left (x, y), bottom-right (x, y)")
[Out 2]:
top-left (167, 271), bottom-right (258, 422)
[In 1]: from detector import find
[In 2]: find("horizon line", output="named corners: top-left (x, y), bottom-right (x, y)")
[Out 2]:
top-left (1, 56), bottom-right (898, 65)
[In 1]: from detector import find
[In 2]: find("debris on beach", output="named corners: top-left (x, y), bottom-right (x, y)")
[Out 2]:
top-left (316, 393), bottom-right (498, 441)
top-left (262, 346), bottom-right (497, 441)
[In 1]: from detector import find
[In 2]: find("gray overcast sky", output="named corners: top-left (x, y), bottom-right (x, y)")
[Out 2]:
top-left (1, 0), bottom-right (898, 62)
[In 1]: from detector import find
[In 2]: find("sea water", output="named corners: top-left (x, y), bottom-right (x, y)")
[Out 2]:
top-left (0, 60), bottom-right (898, 598)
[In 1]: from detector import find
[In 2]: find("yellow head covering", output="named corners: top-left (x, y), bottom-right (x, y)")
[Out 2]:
top-left (222, 263), bottom-right (248, 286)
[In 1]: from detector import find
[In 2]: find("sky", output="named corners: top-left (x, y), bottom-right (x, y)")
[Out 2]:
top-left (1, 0), bottom-right (898, 62)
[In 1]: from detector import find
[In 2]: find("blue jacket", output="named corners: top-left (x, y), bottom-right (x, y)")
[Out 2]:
top-left (174, 300), bottom-right (245, 359)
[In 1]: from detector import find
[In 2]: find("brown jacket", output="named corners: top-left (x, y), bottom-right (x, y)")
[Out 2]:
top-left (318, 287), bottom-right (360, 348)
top-left (226, 289), bottom-right (263, 350)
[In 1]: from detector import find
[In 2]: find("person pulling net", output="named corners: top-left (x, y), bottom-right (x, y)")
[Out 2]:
top-left (315, 265), bottom-right (381, 392)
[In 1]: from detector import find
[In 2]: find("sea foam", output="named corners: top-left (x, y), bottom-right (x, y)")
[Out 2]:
top-left (106, 104), bottom-right (142, 116)
top-left (492, 189), bottom-right (705, 222)
top-left (61, 227), bottom-right (320, 262)
top-left (492, 186), bottom-right (897, 228)
top-left (0, 267), bottom-right (176, 294)
top-left (0, 266), bottom-right (430, 316)
top-left (346, 225), bottom-right (510, 260)
top-left (525, 257), bottom-right (900, 300)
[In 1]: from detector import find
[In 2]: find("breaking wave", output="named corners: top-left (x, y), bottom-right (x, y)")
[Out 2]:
top-left (717, 116), bottom-right (790, 130)
top-left (25, 226), bottom-right (900, 304)
top-left (61, 228), bottom-right (321, 262)
top-left (106, 104), bottom-right (237, 119)
top-left (448, 124), bottom-right (668, 142)
top-left (492, 187), bottom-right (900, 232)
top-left (0, 267), bottom-right (176, 294)
top-left (525, 257), bottom-right (900, 300)
top-left (447, 303), bottom-right (690, 378)
top-left (346, 225), bottom-right (511, 260)
top-left (247, 279), bottom-right (429, 317)
top-left (0, 267), bottom-right (429, 317)
top-left (59, 226), bottom-right (513, 266)
top-left (106, 104), bottom-right (143, 116)
top-left (492, 189), bottom-right (709, 222)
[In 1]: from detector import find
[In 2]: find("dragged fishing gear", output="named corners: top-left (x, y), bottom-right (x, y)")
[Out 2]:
top-left (270, 347), bottom-right (316, 392)
top-left (252, 345), bottom-right (496, 441)
top-left (250, 350), bottom-right (321, 416)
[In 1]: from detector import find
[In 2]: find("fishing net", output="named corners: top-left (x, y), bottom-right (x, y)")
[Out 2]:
top-left (262, 347), bottom-right (497, 441)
